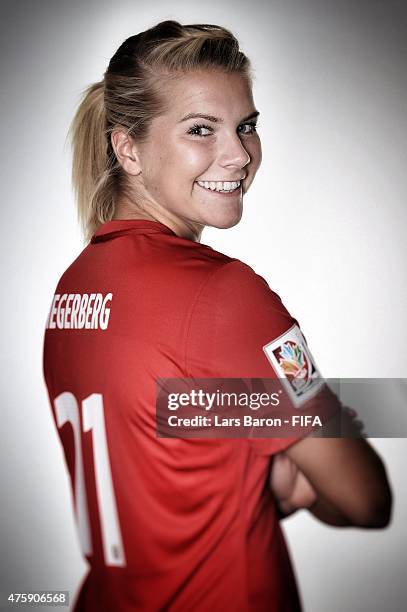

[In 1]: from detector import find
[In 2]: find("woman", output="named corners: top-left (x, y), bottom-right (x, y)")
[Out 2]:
top-left (43, 20), bottom-right (392, 611)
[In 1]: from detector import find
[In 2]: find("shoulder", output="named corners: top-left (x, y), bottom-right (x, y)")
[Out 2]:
top-left (140, 236), bottom-right (265, 305)
top-left (192, 257), bottom-right (289, 320)
top-left (184, 254), bottom-right (304, 391)
top-left (137, 231), bottom-right (240, 290)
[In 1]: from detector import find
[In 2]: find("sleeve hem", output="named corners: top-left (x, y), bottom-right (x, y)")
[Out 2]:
top-left (247, 435), bottom-right (305, 456)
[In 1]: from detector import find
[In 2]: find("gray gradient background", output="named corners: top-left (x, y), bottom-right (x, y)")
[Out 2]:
top-left (1, 0), bottom-right (406, 610)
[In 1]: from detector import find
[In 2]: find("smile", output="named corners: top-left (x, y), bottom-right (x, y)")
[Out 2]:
top-left (196, 180), bottom-right (241, 194)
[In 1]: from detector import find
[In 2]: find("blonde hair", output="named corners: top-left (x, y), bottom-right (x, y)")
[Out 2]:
top-left (68, 20), bottom-right (253, 244)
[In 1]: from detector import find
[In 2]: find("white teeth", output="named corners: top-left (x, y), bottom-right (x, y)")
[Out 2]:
top-left (197, 180), bottom-right (241, 192)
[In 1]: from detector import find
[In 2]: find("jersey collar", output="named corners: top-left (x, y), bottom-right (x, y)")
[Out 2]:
top-left (91, 219), bottom-right (176, 242)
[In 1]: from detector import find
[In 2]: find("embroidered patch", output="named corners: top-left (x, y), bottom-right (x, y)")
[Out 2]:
top-left (263, 324), bottom-right (324, 408)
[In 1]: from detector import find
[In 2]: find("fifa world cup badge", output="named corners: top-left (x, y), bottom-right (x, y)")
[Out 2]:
top-left (263, 324), bottom-right (324, 408)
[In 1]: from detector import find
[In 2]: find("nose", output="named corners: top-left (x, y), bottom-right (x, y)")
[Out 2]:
top-left (218, 133), bottom-right (251, 171)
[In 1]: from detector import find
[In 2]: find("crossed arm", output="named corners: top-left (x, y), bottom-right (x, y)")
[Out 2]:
top-left (270, 413), bottom-right (392, 528)
top-left (270, 451), bottom-right (355, 526)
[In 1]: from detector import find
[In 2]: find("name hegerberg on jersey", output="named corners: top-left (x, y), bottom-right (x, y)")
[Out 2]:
top-left (46, 292), bottom-right (113, 330)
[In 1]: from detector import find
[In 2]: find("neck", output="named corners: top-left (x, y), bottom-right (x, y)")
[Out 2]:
top-left (112, 200), bottom-right (204, 242)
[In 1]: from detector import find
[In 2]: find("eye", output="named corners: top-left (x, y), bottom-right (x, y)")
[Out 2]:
top-left (186, 121), bottom-right (259, 138)
top-left (238, 122), bottom-right (258, 135)
top-left (187, 123), bottom-right (213, 137)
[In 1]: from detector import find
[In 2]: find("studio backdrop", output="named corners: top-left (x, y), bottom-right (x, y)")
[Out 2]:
top-left (1, 1), bottom-right (406, 611)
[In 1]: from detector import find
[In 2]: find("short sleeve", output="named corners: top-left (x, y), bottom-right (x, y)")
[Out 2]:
top-left (185, 260), bottom-right (314, 455)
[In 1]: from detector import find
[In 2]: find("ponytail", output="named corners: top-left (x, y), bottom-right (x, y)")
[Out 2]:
top-left (68, 81), bottom-right (115, 244)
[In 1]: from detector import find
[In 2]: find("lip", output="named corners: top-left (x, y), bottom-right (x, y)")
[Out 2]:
top-left (197, 178), bottom-right (245, 182)
top-left (195, 182), bottom-right (242, 197)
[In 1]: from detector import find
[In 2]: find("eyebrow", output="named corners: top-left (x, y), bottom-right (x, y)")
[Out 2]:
top-left (179, 110), bottom-right (260, 124)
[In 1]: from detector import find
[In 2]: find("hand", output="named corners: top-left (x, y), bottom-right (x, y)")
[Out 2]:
top-left (342, 406), bottom-right (366, 438)
top-left (270, 452), bottom-right (317, 515)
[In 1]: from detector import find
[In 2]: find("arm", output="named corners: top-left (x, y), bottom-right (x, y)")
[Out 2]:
top-left (186, 261), bottom-right (392, 528)
top-left (270, 406), bottom-right (377, 526)
top-left (271, 453), bottom-right (361, 526)
top-left (284, 435), bottom-right (392, 528)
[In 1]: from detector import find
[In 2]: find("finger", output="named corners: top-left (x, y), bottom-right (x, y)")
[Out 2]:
top-left (344, 407), bottom-right (357, 418)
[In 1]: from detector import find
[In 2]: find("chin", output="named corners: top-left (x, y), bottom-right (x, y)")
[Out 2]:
top-left (206, 209), bottom-right (243, 230)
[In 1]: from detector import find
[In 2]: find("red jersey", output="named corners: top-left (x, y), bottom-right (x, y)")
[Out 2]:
top-left (42, 219), bottom-right (311, 611)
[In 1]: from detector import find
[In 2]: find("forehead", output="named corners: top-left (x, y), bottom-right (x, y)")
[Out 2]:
top-left (161, 70), bottom-right (255, 120)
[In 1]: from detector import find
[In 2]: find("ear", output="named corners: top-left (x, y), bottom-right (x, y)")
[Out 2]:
top-left (110, 127), bottom-right (142, 176)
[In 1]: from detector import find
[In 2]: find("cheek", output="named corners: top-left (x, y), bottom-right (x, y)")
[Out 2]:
top-left (145, 137), bottom-right (213, 190)
top-left (176, 140), bottom-right (213, 177)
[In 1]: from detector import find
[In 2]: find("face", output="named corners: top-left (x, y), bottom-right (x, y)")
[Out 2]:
top-left (130, 69), bottom-right (262, 237)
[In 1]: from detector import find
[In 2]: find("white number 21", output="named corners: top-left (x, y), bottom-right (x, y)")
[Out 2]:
top-left (54, 392), bottom-right (126, 567)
